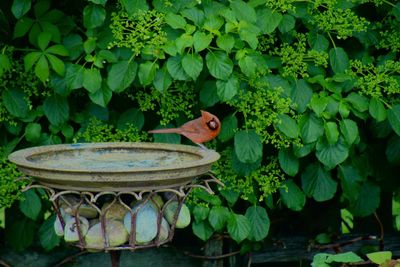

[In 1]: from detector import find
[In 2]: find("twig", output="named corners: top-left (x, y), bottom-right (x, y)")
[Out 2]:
top-left (374, 212), bottom-right (384, 250)
top-left (54, 251), bottom-right (88, 267)
top-left (313, 235), bottom-right (377, 251)
top-left (349, 260), bottom-right (373, 266)
top-left (185, 250), bottom-right (241, 260)
top-left (0, 260), bottom-right (11, 267)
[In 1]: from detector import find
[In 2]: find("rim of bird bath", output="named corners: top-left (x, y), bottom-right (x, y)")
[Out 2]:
top-left (8, 142), bottom-right (220, 192)
top-left (8, 142), bottom-right (221, 267)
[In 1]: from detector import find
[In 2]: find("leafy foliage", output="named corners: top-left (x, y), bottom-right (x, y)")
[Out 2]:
top-left (1, 0), bottom-right (400, 258)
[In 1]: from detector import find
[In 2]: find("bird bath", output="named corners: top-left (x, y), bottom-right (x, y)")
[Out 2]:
top-left (9, 142), bottom-right (221, 267)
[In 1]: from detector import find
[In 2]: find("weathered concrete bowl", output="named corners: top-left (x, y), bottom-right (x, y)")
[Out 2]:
top-left (8, 142), bottom-right (220, 191)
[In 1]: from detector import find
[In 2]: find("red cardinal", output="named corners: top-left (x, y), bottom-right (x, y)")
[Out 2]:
top-left (148, 111), bottom-right (221, 147)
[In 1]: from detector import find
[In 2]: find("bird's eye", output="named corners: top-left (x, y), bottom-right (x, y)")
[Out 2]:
top-left (207, 119), bottom-right (219, 130)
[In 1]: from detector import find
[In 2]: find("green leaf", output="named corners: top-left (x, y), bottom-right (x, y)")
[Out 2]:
top-left (152, 124), bottom-right (181, 144)
top-left (43, 94), bottom-right (69, 125)
top-left (216, 34), bottom-right (235, 53)
top-left (301, 163), bottom-right (337, 202)
top-left (6, 217), bottom-right (35, 251)
top-left (232, 149), bottom-right (261, 176)
top-left (46, 54), bottom-right (65, 76)
top-left (327, 252), bottom-right (363, 263)
top-left (107, 61), bottom-right (137, 92)
top-left (310, 95), bottom-right (329, 117)
top-left (175, 33), bottom-right (193, 52)
top-left (339, 119), bottom-right (358, 145)
top-left (83, 4), bottom-right (106, 29)
top-left (19, 190), bottom-right (42, 220)
top-left (349, 182), bottom-right (380, 217)
top-left (386, 135), bottom-right (400, 164)
top-left (338, 164), bottom-right (363, 202)
top-left (153, 67), bottom-right (172, 93)
top-left (12, 0), bottom-right (31, 19)
top-left (193, 31), bottom-right (213, 52)
top-left (367, 251), bottom-right (392, 264)
top-left (220, 189), bottom-right (240, 207)
top-left (46, 44), bottom-right (69, 57)
top-left (238, 55), bottom-right (257, 77)
top-left (192, 221), bottom-right (214, 241)
top-left (234, 130), bottom-right (263, 163)
top-left (83, 68), bottom-right (102, 93)
top-left (291, 79), bottom-right (313, 113)
top-left (216, 75), bottom-right (239, 102)
top-left (324, 121), bottom-right (339, 144)
top-left (35, 55), bottom-right (49, 82)
top-left (193, 206), bottom-right (209, 223)
top-left (165, 12), bottom-right (187, 29)
top-left (208, 206), bottom-right (230, 231)
top-left (38, 31), bottom-right (52, 51)
top-left (346, 93), bottom-right (369, 112)
top-left (245, 206), bottom-right (270, 241)
top-left (227, 214), bottom-right (251, 243)
top-left (316, 138), bottom-right (349, 168)
top-left (308, 33), bottom-right (329, 52)
top-left (388, 104), bottom-right (400, 136)
top-left (63, 34), bottom-right (84, 60)
top-left (219, 114), bottom-right (238, 142)
top-left (39, 215), bottom-right (60, 251)
top-left (89, 0), bottom-right (107, 5)
top-left (14, 17), bottom-right (34, 38)
top-left (200, 80), bottom-right (219, 107)
top-left (182, 53), bottom-right (203, 80)
top-left (278, 14), bottom-right (295, 33)
top-left (138, 61), bottom-right (158, 86)
top-left (65, 63), bottom-right (84, 90)
top-left (279, 179), bottom-right (306, 211)
top-left (120, 0), bottom-right (148, 16)
top-left (278, 148), bottom-right (299, 176)
top-left (2, 88), bottom-right (29, 118)
top-left (231, 0), bottom-right (257, 23)
top-left (256, 8), bottom-right (282, 34)
top-left (181, 7), bottom-right (205, 25)
top-left (25, 123), bottom-right (42, 143)
top-left (0, 54), bottom-right (11, 76)
top-left (117, 108), bottom-right (144, 130)
top-left (369, 97), bottom-right (386, 122)
top-left (276, 114), bottom-right (299, 138)
top-left (300, 114), bottom-right (324, 143)
top-left (89, 83), bottom-right (112, 107)
top-left (167, 55), bottom-right (190, 80)
top-left (206, 51), bottom-right (233, 80)
top-left (329, 47), bottom-right (349, 74)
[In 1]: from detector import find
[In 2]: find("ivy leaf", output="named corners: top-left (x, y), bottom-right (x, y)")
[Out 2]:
top-left (339, 119), bottom-right (358, 145)
top-left (231, 0), bottom-right (257, 23)
top-left (83, 68), bottom-right (102, 93)
top-left (107, 61), bottom-right (137, 92)
top-left (329, 47), bottom-right (349, 74)
top-left (369, 97), bottom-right (386, 122)
top-left (324, 121), bottom-right (339, 144)
top-left (216, 75), bottom-right (239, 102)
top-left (12, 0), bottom-right (31, 19)
top-left (167, 55), bottom-right (190, 80)
top-left (153, 67), bottom-right (172, 93)
top-left (19, 190), bottom-right (42, 221)
top-left (83, 4), bottom-right (106, 29)
top-left (182, 53), bottom-right (203, 80)
top-left (193, 206), bottom-right (209, 223)
top-left (165, 12), bottom-right (187, 29)
top-left (227, 213), bottom-right (251, 243)
top-left (316, 138), bottom-right (349, 169)
top-left (39, 215), bottom-right (60, 251)
top-left (234, 130), bottom-right (263, 163)
top-left (193, 31), bottom-right (213, 52)
top-left (43, 94), bottom-right (69, 125)
top-left (388, 104), bottom-right (400, 136)
top-left (245, 206), bottom-right (270, 241)
top-left (219, 114), bottom-right (238, 142)
top-left (206, 51), bottom-right (233, 80)
top-left (279, 179), bottom-right (306, 211)
top-left (117, 108), bottom-right (144, 130)
top-left (276, 114), bottom-right (299, 138)
top-left (89, 83), bottom-right (112, 107)
top-left (278, 148), bottom-right (299, 176)
top-left (2, 88), bottom-right (29, 118)
top-left (138, 61), bottom-right (158, 86)
top-left (300, 114), bottom-right (324, 143)
top-left (216, 34), bottom-right (235, 53)
top-left (301, 163), bottom-right (337, 202)
top-left (257, 7), bottom-right (282, 34)
top-left (349, 182), bottom-right (380, 217)
top-left (208, 206), bottom-right (230, 231)
top-left (192, 221), bottom-right (214, 241)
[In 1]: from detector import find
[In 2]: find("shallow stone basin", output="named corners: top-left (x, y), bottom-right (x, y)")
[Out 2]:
top-left (8, 142), bottom-right (220, 191)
